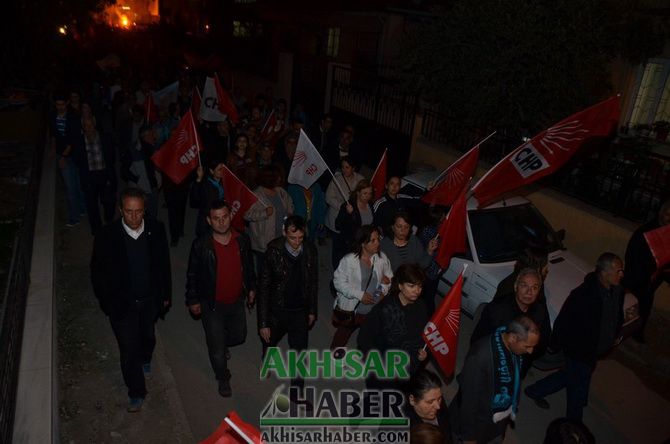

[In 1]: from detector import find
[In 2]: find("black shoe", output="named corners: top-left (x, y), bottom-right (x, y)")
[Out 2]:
top-left (218, 379), bottom-right (232, 397)
top-left (524, 387), bottom-right (550, 409)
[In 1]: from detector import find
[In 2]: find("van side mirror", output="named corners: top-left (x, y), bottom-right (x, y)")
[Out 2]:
top-left (556, 229), bottom-right (566, 242)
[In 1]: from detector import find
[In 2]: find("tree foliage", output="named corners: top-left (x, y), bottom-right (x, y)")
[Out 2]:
top-left (400, 0), bottom-right (668, 135)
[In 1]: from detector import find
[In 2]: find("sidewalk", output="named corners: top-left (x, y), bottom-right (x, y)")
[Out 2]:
top-left (55, 193), bottom-right (193, 443)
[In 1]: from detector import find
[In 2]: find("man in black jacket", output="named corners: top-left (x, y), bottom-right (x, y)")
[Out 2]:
top-left (90, 187), bottom-right (172, 412)
top-left (257, 215), bottom-right (318, 389)
top-left (623, 199), bottom-right (670, 343)
top-left (524, 253), bottom-right (625, 421)
top-left (471, 268), bottom-right (551, 375)
top-left (185, 199), bottom-right (256, 397)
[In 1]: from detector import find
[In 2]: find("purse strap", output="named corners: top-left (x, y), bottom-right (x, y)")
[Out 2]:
top-left (363, 256), bottom-right (376, 291)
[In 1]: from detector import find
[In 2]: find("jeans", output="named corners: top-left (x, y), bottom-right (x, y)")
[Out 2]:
top-left (525, 357), bottom-right (594, 421)
top-left (109, 299), bottom-right (158, 399)
top-left (59, 157), bottom-right (85, 224)
top-left (200, 298), bottom-right (247, 382)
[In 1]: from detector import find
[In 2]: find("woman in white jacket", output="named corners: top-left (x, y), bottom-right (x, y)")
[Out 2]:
top-left (244, 166), bottom-right (294, 276)
top-left (331, 225), bottom-right (393, 350)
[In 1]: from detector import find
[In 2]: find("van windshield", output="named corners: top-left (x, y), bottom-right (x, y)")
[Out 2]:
top-left (468, 203), bottom-right (562, 264)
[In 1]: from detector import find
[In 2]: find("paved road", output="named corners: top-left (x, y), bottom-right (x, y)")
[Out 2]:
top-left (155, 204), bottom-right (670, 443)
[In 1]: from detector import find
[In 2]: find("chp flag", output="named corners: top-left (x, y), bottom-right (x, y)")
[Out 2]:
top-left (213, 75), bottom-right (240, 125)
top-left (423, 265), bottom-right (466, 377)
top-left (200, 411), bottom-right (263, 444)
top-left (434, 184), bottom-right (469, 270)
top-left (421, 142), bottom-right (480, 207)
top-left (151, 109), bottom-right (201, 184)
top-left (221, 165), bottom-right (258, 232)
top-left (287, 129), bottom-right (329, 189)
top-left (370, 148), bottom-right (388, 200)
top-left (200, 77), bottom-right (227, 122)
top-left (471, 96), bottom-right (620, 208)
top-left (644, 223), bottom-right (670, 279)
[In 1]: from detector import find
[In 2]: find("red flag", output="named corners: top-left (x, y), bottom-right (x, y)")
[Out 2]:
top-left (644, 224), bottom-right (670, 270)
top-left (192, 86), bottom-right (202, 120)
top-left (434, 185), bottom-right (468, 270)
top-left (472, 96), bottom-right (620, 207)
top-left (151, 109), bottom-right (201, 184)
top-left (213, 75), bottom-right (239, 124)
top-left (200, 411), bottom-right (263, 444)
top-left (221, 165), bottom-right (258, 232)
top-left (423, 267), bottom-right (465, 376)
top-left (144, 93), bottom-right (159, 124)
top-left (422, 144), bottom-right (479, 206)
top-left (370, 148), bottom-right (387, 200)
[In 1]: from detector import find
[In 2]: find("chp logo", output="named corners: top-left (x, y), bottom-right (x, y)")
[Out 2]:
top-left (510, 143), bottom-right (549, 179)
top-left (292, 150), bottom-right (307, 168)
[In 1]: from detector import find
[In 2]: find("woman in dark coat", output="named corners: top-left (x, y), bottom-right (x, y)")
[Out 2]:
top-left (406, 369), bottom-right (452, 444)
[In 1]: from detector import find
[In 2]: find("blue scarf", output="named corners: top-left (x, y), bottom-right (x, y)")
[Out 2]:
top-left (207, 177), bottom-right (225, 200)
top-left (490, 326), bottom-right (521, 421)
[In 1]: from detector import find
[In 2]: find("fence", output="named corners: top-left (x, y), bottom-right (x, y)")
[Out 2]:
top-left (329, 65), bottom-right (417, 136)
top-left (0, 133), bottom-right (44, 443)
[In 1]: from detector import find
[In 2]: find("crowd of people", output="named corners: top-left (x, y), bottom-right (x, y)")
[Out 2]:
top-left (50, 64), bottom-right (670, 444)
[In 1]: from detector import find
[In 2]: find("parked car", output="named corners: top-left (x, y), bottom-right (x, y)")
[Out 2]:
top-left (402, 171), bottom-right (640, 338)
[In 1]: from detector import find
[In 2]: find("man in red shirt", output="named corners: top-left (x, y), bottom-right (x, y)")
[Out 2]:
top-left (185, 199), bottom-right (256, 397)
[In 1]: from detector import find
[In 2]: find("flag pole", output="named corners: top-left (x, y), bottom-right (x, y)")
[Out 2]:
top-left (371, 148), bottom-right (387, 182)
top-left (223, 416), bottom-right (254, 444)
top-left (434, 131), bottom-right (496, 185)
top-left (325, 163), bottom-right (349, 202)
top-left (260, 108), bottom-right (275, 135)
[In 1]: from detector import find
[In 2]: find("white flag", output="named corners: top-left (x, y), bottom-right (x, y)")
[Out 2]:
top-left (152, 81), bottom-right (179, 108)
top-left (199, 77), bottom-right (226, 122)
top-left (288, 129), bottom-right (329, 189)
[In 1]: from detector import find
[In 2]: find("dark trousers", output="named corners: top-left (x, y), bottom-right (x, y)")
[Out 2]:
top-left (109, 299), bottom-right (158, 399)
top-left (81, 170), bottom-right (116, 235)
top-left (262, 309), bottom-right (309, 388)
top-left (164, 186), bottom-right (188, 242)
top-left (330, 313), bottom-right (367, 349)
top-left (200, 298), bottom-right (247, 382)
top-left (525, 357), bottom-right (594, 421)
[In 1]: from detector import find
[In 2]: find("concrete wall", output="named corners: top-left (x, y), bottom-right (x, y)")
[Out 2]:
top-left (409, 134), bottom-right (670, 313)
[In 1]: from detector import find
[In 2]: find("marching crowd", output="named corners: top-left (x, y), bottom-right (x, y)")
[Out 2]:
top-left (51, 65), bottom-right (670, 444)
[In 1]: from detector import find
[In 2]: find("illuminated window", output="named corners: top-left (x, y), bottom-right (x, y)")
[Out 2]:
top-left (233, 21), bottom-right (250, 37)
top-left (327, 28), bottom-right (340, 57)
top-left (629, 59), bottom-right (670, 126)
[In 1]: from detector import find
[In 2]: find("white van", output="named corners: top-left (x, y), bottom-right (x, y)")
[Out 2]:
top-left (402, 171), bottom-right (640, 334)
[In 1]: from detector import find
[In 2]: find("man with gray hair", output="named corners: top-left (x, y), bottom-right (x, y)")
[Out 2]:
top-left (471, 267), bottom-right (551, 375)
top-left (623, 199), bottom-right (670, 343)
top-left (450, 315), bottom-right (540, 444)
top-left (525, 252), bottom-right (625, 421)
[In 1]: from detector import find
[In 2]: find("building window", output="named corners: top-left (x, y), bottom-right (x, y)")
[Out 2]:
top-left (628, 59), bottom-right (670, 127)
top-left (233, 20), bottom-right (250, 37)
top-left (327, 27), bottom-right (340, 58)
